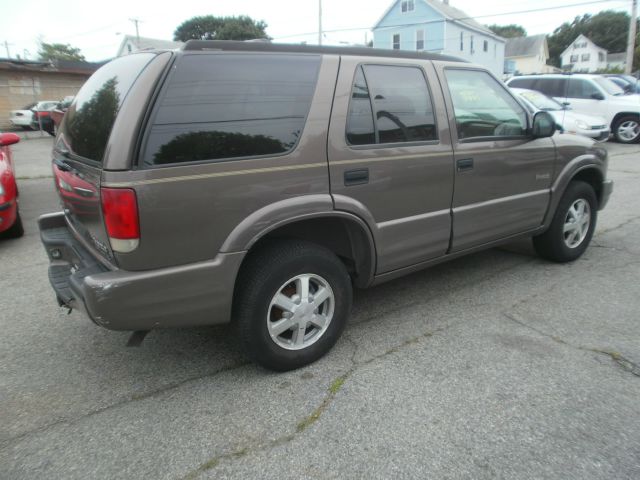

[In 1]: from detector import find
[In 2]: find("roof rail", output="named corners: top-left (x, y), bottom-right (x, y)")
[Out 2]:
top-left (181, 40), bottom-right (465, 63)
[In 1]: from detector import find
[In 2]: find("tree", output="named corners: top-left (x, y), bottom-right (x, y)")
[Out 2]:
top-left (547, 11), bottom-right (639, 68)
top-left (487, 24), bottom-right (527, 39)
top-left (174, 15), bottom-right (269, 42)
top-left (38, 42), bottom-right (85, 62)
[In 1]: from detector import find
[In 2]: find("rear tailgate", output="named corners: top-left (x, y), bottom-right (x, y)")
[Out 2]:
top-left (52, 52), bottom-right (160, 265)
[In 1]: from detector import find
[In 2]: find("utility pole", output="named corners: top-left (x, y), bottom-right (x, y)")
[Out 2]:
top-left (129, 18), bottom-right (142, 44)
top-left (318, 0), bottom-right (323, 46)
top-left (625, 0), bottom-right (637, 74)
top-left (3, 40), bottom-right (13, 59)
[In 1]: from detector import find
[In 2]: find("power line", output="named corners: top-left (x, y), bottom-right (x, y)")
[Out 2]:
top-left (273, 0), bottom-right (628, 40)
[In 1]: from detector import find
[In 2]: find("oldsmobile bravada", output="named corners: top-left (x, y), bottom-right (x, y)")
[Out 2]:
top-left (39, 41), bottom-right (613, 370)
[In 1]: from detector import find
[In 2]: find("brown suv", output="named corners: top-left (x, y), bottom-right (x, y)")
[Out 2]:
top-left (39, 41), bottom-right (613, 370)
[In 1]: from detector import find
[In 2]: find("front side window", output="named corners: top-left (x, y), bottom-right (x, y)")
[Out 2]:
top-left (393, 34), bottom-right (401, 50)
top-left (581, 53), bottom-right (590, 62)
top-left (470, 36), bottom-right (474, 53)
top-left (416, 30), bottom-right (425, 51)
top-left (346, 64), bottom-right (437, 145)
top-left (483, 40), bottom-right (488, 52)
top-left (570, 54), bottom-right (578, 63)
top-left (567, 79), bottom-right (601, 99)
top-left (460, 32), bottom-right (464, 51)
top-left (536, 78), bottom-right (568, 97)
top-left (142, 54), bottom-right (320, 166)
top-left (446, 69), bottom-right (527, 140)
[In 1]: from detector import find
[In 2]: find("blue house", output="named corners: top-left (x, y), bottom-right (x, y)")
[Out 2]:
top-left (372, 0), bottom-right (505, 76)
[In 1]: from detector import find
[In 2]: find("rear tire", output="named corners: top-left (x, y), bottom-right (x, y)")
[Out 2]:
top-left (533, 181), bottom-right (597, 262)
top-left (234, 239), bottom-right (352, 371)
top-left (612, 115), bottom-right (640, 144)
top-left (2, 211), bottom-right (24, 239)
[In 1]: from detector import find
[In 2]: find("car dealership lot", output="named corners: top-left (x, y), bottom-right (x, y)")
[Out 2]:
top-left (1, 138), bottom-right (639, 479)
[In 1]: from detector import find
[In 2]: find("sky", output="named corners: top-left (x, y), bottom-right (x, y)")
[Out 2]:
top-left (0, 0), bottom-right (634, 62)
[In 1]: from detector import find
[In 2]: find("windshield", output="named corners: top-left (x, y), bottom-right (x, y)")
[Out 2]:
top-left (58, 53), bottom-right (156, 164)
top-left (593, 77), bottom-right (625, 96)
top-left (517, 90), bottom-right (563, 111)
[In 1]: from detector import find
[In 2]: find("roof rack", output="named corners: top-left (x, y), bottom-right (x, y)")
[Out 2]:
top-left (182, 40), bottom-right (465, 63)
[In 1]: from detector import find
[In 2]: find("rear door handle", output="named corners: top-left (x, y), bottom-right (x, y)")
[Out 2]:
top-left (456, 158), bottom-right (474, 172)
top-left (344, 168), bottom-right (369, 186)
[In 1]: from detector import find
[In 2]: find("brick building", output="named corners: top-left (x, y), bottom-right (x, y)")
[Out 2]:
top-left (0, 58), bottom-right (104, 130)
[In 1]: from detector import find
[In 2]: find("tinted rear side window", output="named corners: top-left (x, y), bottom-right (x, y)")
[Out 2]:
top-left (59, 53), bottom-right (156, 164)
top-left (143, 53), bottom-right (321, 166)
top-left (346, 64), bottom-right (437, 145)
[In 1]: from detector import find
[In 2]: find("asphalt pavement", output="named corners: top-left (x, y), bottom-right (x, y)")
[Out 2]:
top-left (1, 137), bottom-right (639, 479)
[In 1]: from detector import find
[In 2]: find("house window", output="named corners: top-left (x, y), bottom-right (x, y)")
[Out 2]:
top-left (483, 40), bottom-right (488, 52)
top-left (393, 34), bottom-right (401, 50)
top-left (581, 53), bottom-right (590, 62)
top-left (570, 54), bottom-right (578, 63)
top-left (460, 32), bottom-right (463, 51)
top-left (416, 30), bottom-right (425, 51)
top-left (470, 35), bottom-right (474, 54)
top-left (401, 0), bottom-right (415, 13)
top-left (598, 52), bottom-right (604, 61)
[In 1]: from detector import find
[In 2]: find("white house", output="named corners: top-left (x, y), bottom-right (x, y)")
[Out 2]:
top-left (116, 35), bottom-right (183, 57)
top-left (504, 35), bottom-right (554, 75)
top-left (560, 34), bottom-right (607, 73)
top-left (372, 0), bottom-right (505, 76)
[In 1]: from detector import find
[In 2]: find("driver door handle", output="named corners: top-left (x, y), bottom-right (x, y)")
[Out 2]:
top-left (457, 158), bottom-right (474, 172)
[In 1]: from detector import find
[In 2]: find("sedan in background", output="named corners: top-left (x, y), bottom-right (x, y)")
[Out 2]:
top-left (0, 132), bottom-right (23, 238)
top-left (605, 74), bottom-right (640, 94)
top-left (31, 100), bottom-right (59, 136)
top-left (511, 88), bottom-right (610, 142)
top-left (9, 103), bottom-right (36, 129)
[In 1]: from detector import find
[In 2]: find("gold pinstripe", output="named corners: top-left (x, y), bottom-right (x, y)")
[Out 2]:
top-left (101, 147), bottom-right (514, 187)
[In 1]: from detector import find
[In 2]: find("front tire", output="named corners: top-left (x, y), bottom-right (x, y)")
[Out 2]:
top-left (533, 181), bottom-right (597, 262)
top-left (613, 116), bottom-right (640, 144)
top-left (234, 240), bottom-right (352, 371)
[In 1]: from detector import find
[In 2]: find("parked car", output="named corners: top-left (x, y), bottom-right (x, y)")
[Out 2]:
top-left (603, 74), bottom-right (640, 94)
top-left (31, 100), bottom-right (59, 136)
top-left (50, 96), bottom-right (75, 133)
top-left (9, 103), bottom-right (37, 130)
top-left (511, 87), bottom-right (610, 141)
top-left (0, 132), bottom-right (23, 238)
top-left (39, 42), bottom-right (612, 371)
top-left (506, 74), bottom-right (640, 143)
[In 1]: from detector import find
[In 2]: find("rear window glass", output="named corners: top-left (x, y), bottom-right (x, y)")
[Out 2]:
top-left (142, 53), bottom-right (321, 166)
top-left (59, 53), bottom-right (156, 164)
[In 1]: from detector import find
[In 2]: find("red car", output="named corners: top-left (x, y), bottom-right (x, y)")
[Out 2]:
top-left (0, 132), bottom-right (23, 238)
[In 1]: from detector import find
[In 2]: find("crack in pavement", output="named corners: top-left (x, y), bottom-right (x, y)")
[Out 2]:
top-left (504, 312), bottom-right (640, 378)
top-left (179, 326), bottom-right (449, 480)
top-left (0, 360), bottom-right (251, 451)
top-left (595, 215), bottom-right (640, 236)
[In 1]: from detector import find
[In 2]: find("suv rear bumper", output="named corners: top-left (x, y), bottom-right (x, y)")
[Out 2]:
top-left (39, 212), bottom-right (244, 331)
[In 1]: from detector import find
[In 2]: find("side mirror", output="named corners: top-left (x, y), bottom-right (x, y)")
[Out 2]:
top-left (531, 111), bottom-right (556, 139)
top-left (0, 132), bottom-right (20, 147)
top-left (590, 92), bottom-right (605, 100)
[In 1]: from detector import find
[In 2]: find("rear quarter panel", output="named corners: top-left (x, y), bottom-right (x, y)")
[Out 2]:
top-left (103, 54), bottom-right (340, 271)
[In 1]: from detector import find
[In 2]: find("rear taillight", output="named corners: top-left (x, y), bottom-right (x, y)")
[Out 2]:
top-left (101, 187), bottom-right (140, 253)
